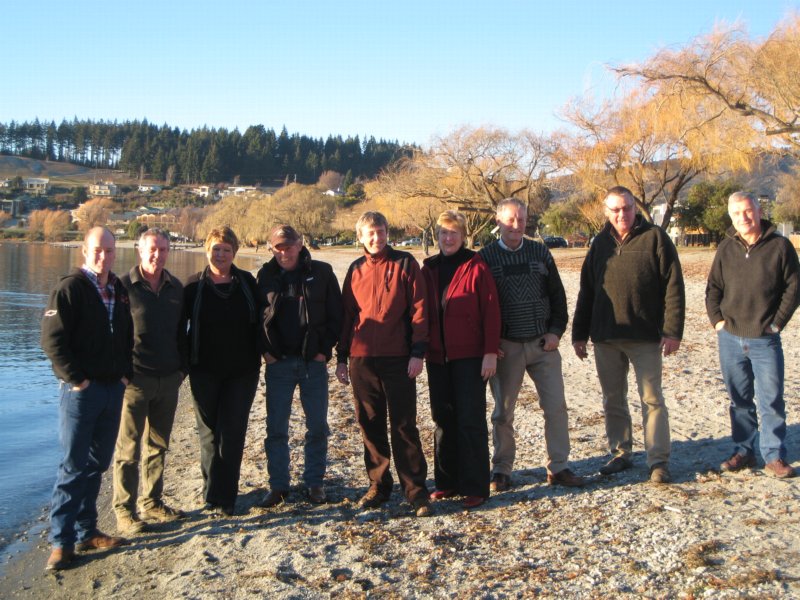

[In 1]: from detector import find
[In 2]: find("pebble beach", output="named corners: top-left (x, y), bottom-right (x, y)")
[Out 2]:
top-left (2, 246), bottom-right (799, 599)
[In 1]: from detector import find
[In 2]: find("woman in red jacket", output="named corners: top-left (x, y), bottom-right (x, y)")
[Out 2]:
top-left (422, 211), bottom-right (501, 508)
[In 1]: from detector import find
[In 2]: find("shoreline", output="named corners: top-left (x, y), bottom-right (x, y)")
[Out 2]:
top-left (2, 248), bottom-right (799, 598)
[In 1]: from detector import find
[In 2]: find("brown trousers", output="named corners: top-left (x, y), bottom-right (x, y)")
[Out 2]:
top-left (349, 356), bottom-right (428, 502)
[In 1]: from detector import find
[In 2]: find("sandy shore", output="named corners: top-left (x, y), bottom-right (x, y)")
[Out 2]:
top-left (2, 247), bottom-right (799, 599)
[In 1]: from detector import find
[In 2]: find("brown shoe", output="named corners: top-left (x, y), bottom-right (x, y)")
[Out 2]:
top-left (45, 547), bottom-right (75, 571)
top-left (412, 497), bottom-right (432, 517)
top-left (140, 503), bottom-right (186, 523)
top-left (462, 496), bottom-right (486, 509)
top-left (649, 462), bottom-right (672, 484)
top-left (599, 456), bottom-right (633, 475)
top-left (257, 489), bottom-right (289, 508)
top-left (489, 473), bottom-right (511, 492)
top-left (720, 453), bottom-right (756, 473)
top-left (765, 459), bottom-right (796, 479)
top-left (76, 532), bottom-right (127, 552)
top-left (306, 486), bottom-right (327, 504)
top-left (547, 468), bottom-right (585, 487)
top-left (358, 488), bottom-right (389, 509)
top-left (116, 512), bottom-right (147, 535)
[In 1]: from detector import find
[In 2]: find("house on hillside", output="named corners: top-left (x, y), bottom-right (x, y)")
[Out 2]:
top-left (136, 209), bottom-right (178, 229)
top-left (219, 185), bottom-right (258, 198)
top-left (138, 184), bottom-right (163, 194)
top-left (89, 182), bottom-right (119, 197)
top-left (23, 178), bottom-right (50, 196)
top-left (237, 185), bottom-right (258, 195)
top-left (190, 185), bottom-right (213, 198)
top-left (0, 197), bottom-right (25, 218)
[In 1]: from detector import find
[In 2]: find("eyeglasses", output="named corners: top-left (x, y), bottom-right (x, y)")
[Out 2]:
top-left (605, 204), bottom-right (634, 214)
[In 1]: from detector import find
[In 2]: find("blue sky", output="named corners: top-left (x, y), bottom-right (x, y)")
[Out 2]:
top-left (5, 0), bottom-right (797, 146)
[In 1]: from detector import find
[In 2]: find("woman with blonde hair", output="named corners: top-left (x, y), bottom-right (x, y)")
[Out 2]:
top-left (422, 210), bottom-right (501, 508)
top-left (183, 226), bottom-right (261, 516)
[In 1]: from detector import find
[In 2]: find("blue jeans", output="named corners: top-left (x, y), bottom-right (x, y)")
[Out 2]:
top-left (717, 329), bottom-right (786, 463)
top-left (49, 380), bottom-right (125, 548)
top-left (265, 357), bottom-right (330, 490)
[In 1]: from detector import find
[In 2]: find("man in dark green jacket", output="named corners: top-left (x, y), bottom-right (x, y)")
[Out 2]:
top-left (113, 228), bottom-right (188, 535)
top-left (572, 186), bottom-right (685, 484)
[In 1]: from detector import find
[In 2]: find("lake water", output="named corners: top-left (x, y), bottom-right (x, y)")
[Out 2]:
top-left (0, 242), bottom-right (262, 552)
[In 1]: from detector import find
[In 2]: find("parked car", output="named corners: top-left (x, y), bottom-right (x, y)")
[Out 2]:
top-left (543, 236), bottom-right (568, 248)
top-left (400, 237), bottom-right (421, 246)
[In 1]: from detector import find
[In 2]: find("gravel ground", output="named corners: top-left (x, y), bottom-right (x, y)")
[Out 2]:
top-left (2, 246), bottom-right (799, 599)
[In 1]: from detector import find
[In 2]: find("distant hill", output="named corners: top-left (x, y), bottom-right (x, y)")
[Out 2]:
top-left (0, 156), bottom-right (142, 187)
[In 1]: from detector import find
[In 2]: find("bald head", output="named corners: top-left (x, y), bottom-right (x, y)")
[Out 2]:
top-left (82, 226), bottom-right (116, 284)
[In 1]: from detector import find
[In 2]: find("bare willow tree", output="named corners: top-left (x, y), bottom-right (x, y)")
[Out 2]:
top-left (43, 211), bottom-right (72, 241)
top-left (175, 206), bottom-right (208, 242)
top-left (775, 166), bottom-right (800, 224)
top-left (73, 198), bottom-right (118, 232)
top-left (27, 209), bottom-right (72, 241)
top-left (196, 194), bottom-right (270, 244)
top-left (541, 193), bottom-right (606, 236)
top-left (431, 127), bottom-right (557, 236)
top-left (196, 185), bottom-right (338, 246)
top-left (271, 184), bottom-right (338, 243)
top-left (613, 16), bottom-right (800, 154)
top-left (556, 87), bottom-right (753, 226)
top-left (372, 126), bottom-right (558, 247)
top-left (317, 170), bottom-right (344, 191)
top-left (368, 160), bottom-right (449, 254)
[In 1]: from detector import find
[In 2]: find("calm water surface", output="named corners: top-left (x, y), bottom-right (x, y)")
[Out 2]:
top-left (0, 242), bottom-right (262, 550)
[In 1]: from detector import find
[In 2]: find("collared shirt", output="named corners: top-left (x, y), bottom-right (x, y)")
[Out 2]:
top-left (498, 237), bottom-right (524, 252)
top-left (82, 266), bottom-right (117, 332)
top-left (134, 265), bottom-right (168, 294)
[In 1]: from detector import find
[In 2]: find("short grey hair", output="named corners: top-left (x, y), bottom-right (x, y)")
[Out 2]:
top-left (605, 186), bottom-right (636, 207)
top-left (728, 191), bottom-right (759, 209)
top-left (139, 227), bottom-right (171, 249)
top-left (496, 198), bottom-right (527, 215)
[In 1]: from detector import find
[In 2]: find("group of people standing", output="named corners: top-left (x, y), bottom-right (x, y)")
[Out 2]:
top-left (39, 186), bottom-right (799, 572)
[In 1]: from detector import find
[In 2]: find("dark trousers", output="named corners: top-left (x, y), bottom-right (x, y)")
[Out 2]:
top-left (349, 356), bottom-right (428, 502)
top-left (189, 369), bottom-right (258, 508)
top-left (427, 358), bottom-right (490, 498)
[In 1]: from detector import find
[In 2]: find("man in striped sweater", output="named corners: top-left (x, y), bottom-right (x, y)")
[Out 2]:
top-left (479, 198), bottom-right (585, 491)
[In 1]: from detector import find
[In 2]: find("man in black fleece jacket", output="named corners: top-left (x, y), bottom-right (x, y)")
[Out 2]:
top-left (41, 227), bottom-right (133, 571)
top-left (572, 187), bottom-right (685, 484)
top-left (706, 191), bottom-right (800, 479)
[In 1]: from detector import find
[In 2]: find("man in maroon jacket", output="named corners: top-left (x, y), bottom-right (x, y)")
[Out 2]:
top-left (335, 211), bottom-right (432, 517)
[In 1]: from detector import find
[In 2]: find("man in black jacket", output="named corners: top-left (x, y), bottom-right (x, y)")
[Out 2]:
top-left (40, 226), bottom-right (133, 571)
top-left (113, 228), bottom-right (187, 535)
top-left (572, 187), bottom-right (685, 484)
top-left (707, 191), bottom-right (800, 479)
top-left (256, 225), bottom-right (342, 506)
